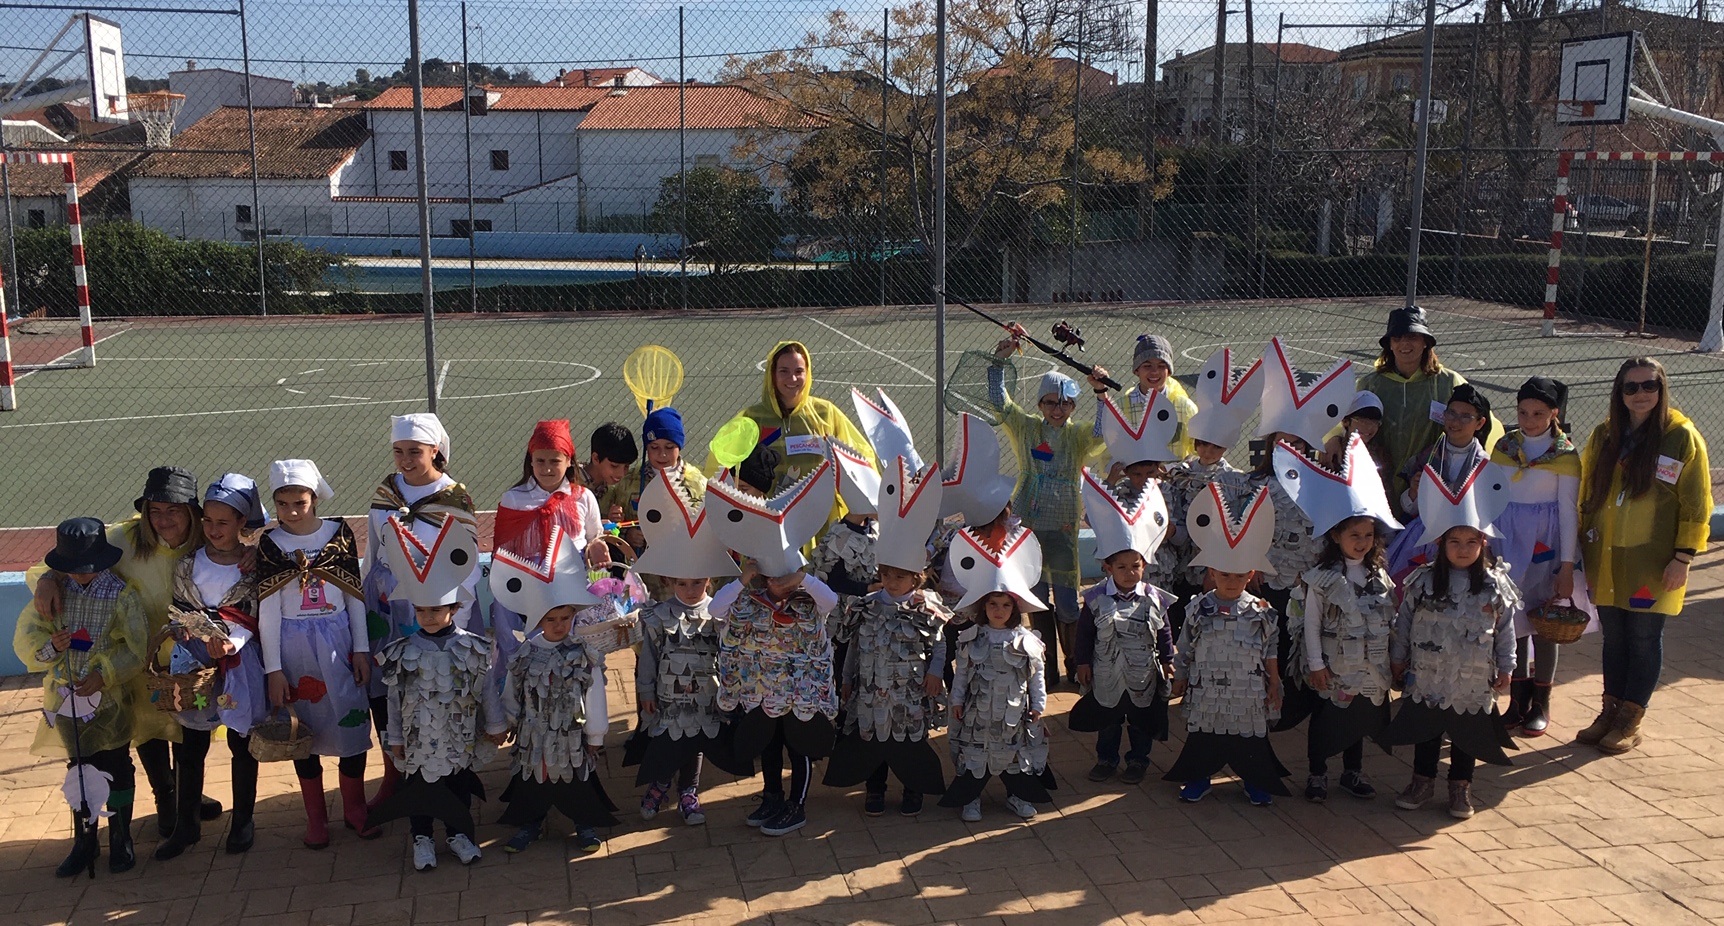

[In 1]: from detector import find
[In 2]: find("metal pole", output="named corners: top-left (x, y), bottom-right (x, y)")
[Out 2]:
top-left (933, 0), bottom-right (947, 456)
top-left (1142, 0), bottom-right (1157, 238)
top-left (679, 6), bottom-right (688, 311)
top-left (462, 1), bottom-right (477, 313)
top-left (1243, 0), bottom-right (1258, 296)
top-left (1401, 0), bottom-right (1437, 306)
top-left (881, 7), bottom-right (889, 308)
top-left (1637, 159), bottom-right (1657, 336)
top-left (1, 156), bottom-right (16, 314)
top-left (1450, 14), bottom-right (1480, 297)
top-left (408, 0), bottom-right (438, 411)
top-left (239, 0), bottom-right (266, 316)
top-left (1069, 6), bottom-right (1082, 298)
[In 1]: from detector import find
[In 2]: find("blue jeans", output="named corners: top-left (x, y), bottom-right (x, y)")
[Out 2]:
top-left (1095, 717), bottom-right (1150, 766)
top-left (1598, 606), bottom-right (1667, 707)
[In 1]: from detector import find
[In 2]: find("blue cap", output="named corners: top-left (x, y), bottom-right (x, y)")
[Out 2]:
top-left (204, 472), bottom-right (267, 529)
top-left (642, 406), bottom-right (686, 449)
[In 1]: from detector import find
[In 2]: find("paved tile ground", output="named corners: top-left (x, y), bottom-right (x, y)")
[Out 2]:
top-left (6, 563), bottom-right (1724, 926)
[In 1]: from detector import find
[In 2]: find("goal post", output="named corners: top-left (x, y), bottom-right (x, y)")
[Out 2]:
top-left (0, 151), bottom-right (98, 411)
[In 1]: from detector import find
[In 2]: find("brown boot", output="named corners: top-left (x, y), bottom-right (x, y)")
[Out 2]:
top-left (1394, 775), bottom-right (1435, 810)
top-left (1573, 695), bottom-right (1620, 746)
top-left (1447, 780), bottom-right (1474, 819)
top-left (1597, 701), bottom-right (1645, 754)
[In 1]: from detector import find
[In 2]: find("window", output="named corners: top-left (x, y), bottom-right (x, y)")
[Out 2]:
top-left (26, 209), bottom-right (46, 229)
top-left (388, 150), bottom-right (408, 171)
top-left (490, 149), bottom-right (510, 171)
top-left (235, 204), bottom-right (253, 224)
top-left (1391, 72), bottom-right (1411, 92)
top-left (450, 218), bottom-right (493, 238)
top-left (693, 154), bottom-right (720, 169)
top-left (1351, 74), bottom-right (1369, 101)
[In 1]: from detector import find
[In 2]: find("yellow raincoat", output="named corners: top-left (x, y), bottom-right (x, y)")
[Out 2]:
top-left (1580, 410), bottom-right (1711, 616)
top-left (13, 574), bottom-right (149, 757)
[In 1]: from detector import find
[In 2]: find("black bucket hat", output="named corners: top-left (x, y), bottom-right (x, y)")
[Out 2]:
top-left (1380, 305), bottom-right (1436, 350)
top-left (134, 466), bottom-right (199, 513)
top-left (45, 517), bottom-right (124, 573)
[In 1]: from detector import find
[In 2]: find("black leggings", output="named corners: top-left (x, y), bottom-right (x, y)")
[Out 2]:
top-left (294, 753), bottom-right (367, 779)
top-left (66, 746), bottom-right (135, 810)
top-left (135, 737), bottom-right (174, 799)
top-left (227, 729), bottom-right (259, 821)
top-left (1306, 699), bottom-right (1364, 776)
top-left (1513, 635), bottom-right (1560, 684)
top-left (1413, 737), bottom-right (1475, 782)
top-left (651, 755), bottom-right (702, 793)
top-left (866, 762), bottom-right (918, 796)
top-left (759, 727), bottom-right (811, 805)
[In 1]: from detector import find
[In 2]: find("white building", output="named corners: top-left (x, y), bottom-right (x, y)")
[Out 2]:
top-left (545, 67), bottom-right (663, 88)
top-left (168, 64), bottom-right (297, 130)
top-left (128, 107), bottom-right (368, 240)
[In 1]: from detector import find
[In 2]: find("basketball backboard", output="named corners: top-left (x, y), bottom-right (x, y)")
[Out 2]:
top-left (83, 14), bottom-right (128, 124)
top-left (1557, 31), bottom-right (1634, 126)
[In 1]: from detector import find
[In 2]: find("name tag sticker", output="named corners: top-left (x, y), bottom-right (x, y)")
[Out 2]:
top-left (1656, 455), bottom-right (1684, 484)
top-left (784, 434), bottom-right (824, 458)
top-left (1429, 400), bottom-right (1448, 424)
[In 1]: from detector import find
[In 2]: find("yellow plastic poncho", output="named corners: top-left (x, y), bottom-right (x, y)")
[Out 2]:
top-left (1579, 410), bottom-right (1711, 616)
top-left (1357, 364), bottom-right (1468, 503)
top-left (716, 340), bottom-right (875, 528)
top-left (25, 514), bottom-right (195, 745)
top-left (12, 576), bottom-right (149, 757)
top-left (989, 361), bottom-right (1107, 590)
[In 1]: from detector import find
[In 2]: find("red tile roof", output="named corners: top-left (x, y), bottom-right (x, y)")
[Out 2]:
top-left (132, 106), bottom-right (368, 180)
top-left (364, 85), bottom-right (609, 112)
top-left (2, 150), bottom-right (141, 197)
top-left (575, 84), bottom-right (815, 131)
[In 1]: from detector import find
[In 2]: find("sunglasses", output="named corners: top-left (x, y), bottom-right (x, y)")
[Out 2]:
top-left (1621, 378), bottom-right (1662, 396)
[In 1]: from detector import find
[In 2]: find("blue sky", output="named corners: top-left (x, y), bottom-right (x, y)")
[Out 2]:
top-left (2, 0), bottom-right (1442, 91)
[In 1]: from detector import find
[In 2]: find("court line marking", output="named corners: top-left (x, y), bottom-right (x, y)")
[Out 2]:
top-left (0, 508), bottom-right (506, 533)
top-left (436, 360), bottom-right (452, 400)
top-left (809, 317), bottom-right (935, 383)
top-left (14, 327), bottom-right (130, 380)
top-left (0, 361), bottom-right (603, 430)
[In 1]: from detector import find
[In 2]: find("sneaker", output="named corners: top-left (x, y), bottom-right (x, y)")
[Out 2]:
top-left (412, 835), bottom-right (437, 871)
top-left (1305, 775), bottom-right (1328, 803)
top-left (1447, 780), bottom-right (1475, 820)
top-left (1118, 762), bottom-right (1149, 786)
top-left (1179, 780), bottom-right (1213, 803)
top-left (447, 834), bottom-right (482, 865)
top-left (899, 791), bottom-right (924, 817)
top-left (574, 826), bottom-right (603, 853)
top-left (503, 822), bottom-right (540, 854)
top-left (1005, 795), bottom-right (1037, 819)
top-left (1395, 775), bottom-right (1436, 811)
top-left (1244, 784), bottom-right (1274, 807)
top-left (745, 793), bottom-right (786, 828)
top-left (1338, 770), bottom-right (1376, 800)
top-left (960, 799), bottom-right (982, 823)
top-left (863, 791), bottom-right (887, 817)
top-left (1087, 761), bottom-right (1118, 783)
top-left (760, 802), bottom-right (807, 837)
top-left (678, 789), bottom-right (706, 826)
top-left (640, 782), bottom-right (669, 822)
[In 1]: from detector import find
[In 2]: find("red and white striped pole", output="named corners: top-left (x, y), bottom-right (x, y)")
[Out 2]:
top-left (64, 157), bottom-right (95, 367)
top-left (1541, 152), bottom-right (1572, 338)
top-left (0, 258), bottom-right (15, 410)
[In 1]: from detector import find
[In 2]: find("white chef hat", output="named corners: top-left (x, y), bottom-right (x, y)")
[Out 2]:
top-left (1082, 468), bottom-right (1170, 564)
top-left (633, 466), bottom-right (741, 580)
top-left (875, 457), bottom-right (944, 573)
top-left (1272, 433), bottom-right (1402, 538)
top-left (1186, 347), bottom-right (1263, 450)
top-left (268, 459), bottom-right (334, 501)
top-left (391, 413), bottom-right (451, 464)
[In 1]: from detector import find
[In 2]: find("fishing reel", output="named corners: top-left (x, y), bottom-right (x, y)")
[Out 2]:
top-left (1050, 320), bottom-right (1086, 353)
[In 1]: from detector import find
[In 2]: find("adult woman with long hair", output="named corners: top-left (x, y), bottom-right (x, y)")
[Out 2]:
top-left (1356, 306), bottom-right (1474, 517)
top-left (1576, 358), bottom-right (1711, 754)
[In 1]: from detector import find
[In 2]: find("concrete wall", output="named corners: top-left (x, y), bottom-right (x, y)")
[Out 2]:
top-left (131, 176), bottom-right (341, 239)
top-left (169, 69), bottom-right (297, 131)
top-left (356, 110), bottom-right (584, 200)
top-left (1014, 237), bottom-right (1224, 303)
top-left (290, 230), bottom-right (682, 259)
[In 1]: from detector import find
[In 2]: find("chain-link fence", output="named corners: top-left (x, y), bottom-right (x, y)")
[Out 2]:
top-left (0, 0), bottom-right (1720, 537)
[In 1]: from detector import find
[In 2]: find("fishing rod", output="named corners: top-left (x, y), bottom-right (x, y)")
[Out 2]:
top-left (946, 297), bottom-right (1123, 391)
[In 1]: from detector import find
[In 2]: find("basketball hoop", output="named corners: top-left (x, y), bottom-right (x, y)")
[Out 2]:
top-left (130, 91), bottom-right (185, 148)
top-left (1554, 99), bottom-right (1598, 122)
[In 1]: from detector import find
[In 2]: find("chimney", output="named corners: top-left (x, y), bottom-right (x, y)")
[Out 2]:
top-left (609, 75), bottom-right (627, 96)
top-left (185, 59), bottom-right (196, 70)
top-left (555, 68), bottom-right (565, 87)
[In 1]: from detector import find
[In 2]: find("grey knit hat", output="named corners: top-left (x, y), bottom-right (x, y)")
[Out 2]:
top-left (1132, 334), bottom-right (1174, 372)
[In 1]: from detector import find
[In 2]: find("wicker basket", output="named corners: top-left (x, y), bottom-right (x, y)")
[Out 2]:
top-left (1529, 598), bottom-right (1589, 645)
top-left (144, 626), bottom-right (219, 713)
top-left (249, 708), bottom-right (314, 762)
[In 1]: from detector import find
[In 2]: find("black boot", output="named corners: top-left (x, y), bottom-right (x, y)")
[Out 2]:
top-left (1030, 611), bottom-right (1061, 686)
top-left (1520, 682), bottom-right (1552, 737)
top-left (153, 777), bottom-right (203, 860)
top-left (226, 739), bottom-right (258, 854)
top-left (108, 804), bottom-right (135, 874)
top-left (199, 795), bottom-right (224, 820)
top-left (54, 811), bottom-right (100, 879)
top-left (136, 740), bottom-right (177, 839)
top-left (1502, 679), bottom-right (1531, 730)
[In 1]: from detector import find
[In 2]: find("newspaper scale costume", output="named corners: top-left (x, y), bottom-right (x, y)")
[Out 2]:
top-left (938, 524), bottom-right (1056, 810)
top-left (489, 529), bottom-right (617, 831)
top-left (1068, 469), bottom-right (1176, 741)
top-left (1381, 457), bottom-right (1521, 768)
top-left (824, 456), bottom-right (952, 797)
top-left (1275, 434), bottom-right (1404, 761)
top-left (1161, 484), bottom-right (1293, 797)
top-left (629, 466), bottom-right (752, 785)
top-left (364, 506), bottom-right (504, 849)
top-left (709, 456), bottom-right (844, 763)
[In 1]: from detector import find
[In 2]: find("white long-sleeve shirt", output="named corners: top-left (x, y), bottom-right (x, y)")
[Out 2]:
top-left (710, 573), bottom-right (839, 620)
top-left (1303, 558), bottom-right (1368, 672)
top-left (1499, 431), bottom-right (1580, 565)
top-left (259, 519), bottom-right (368, 674)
